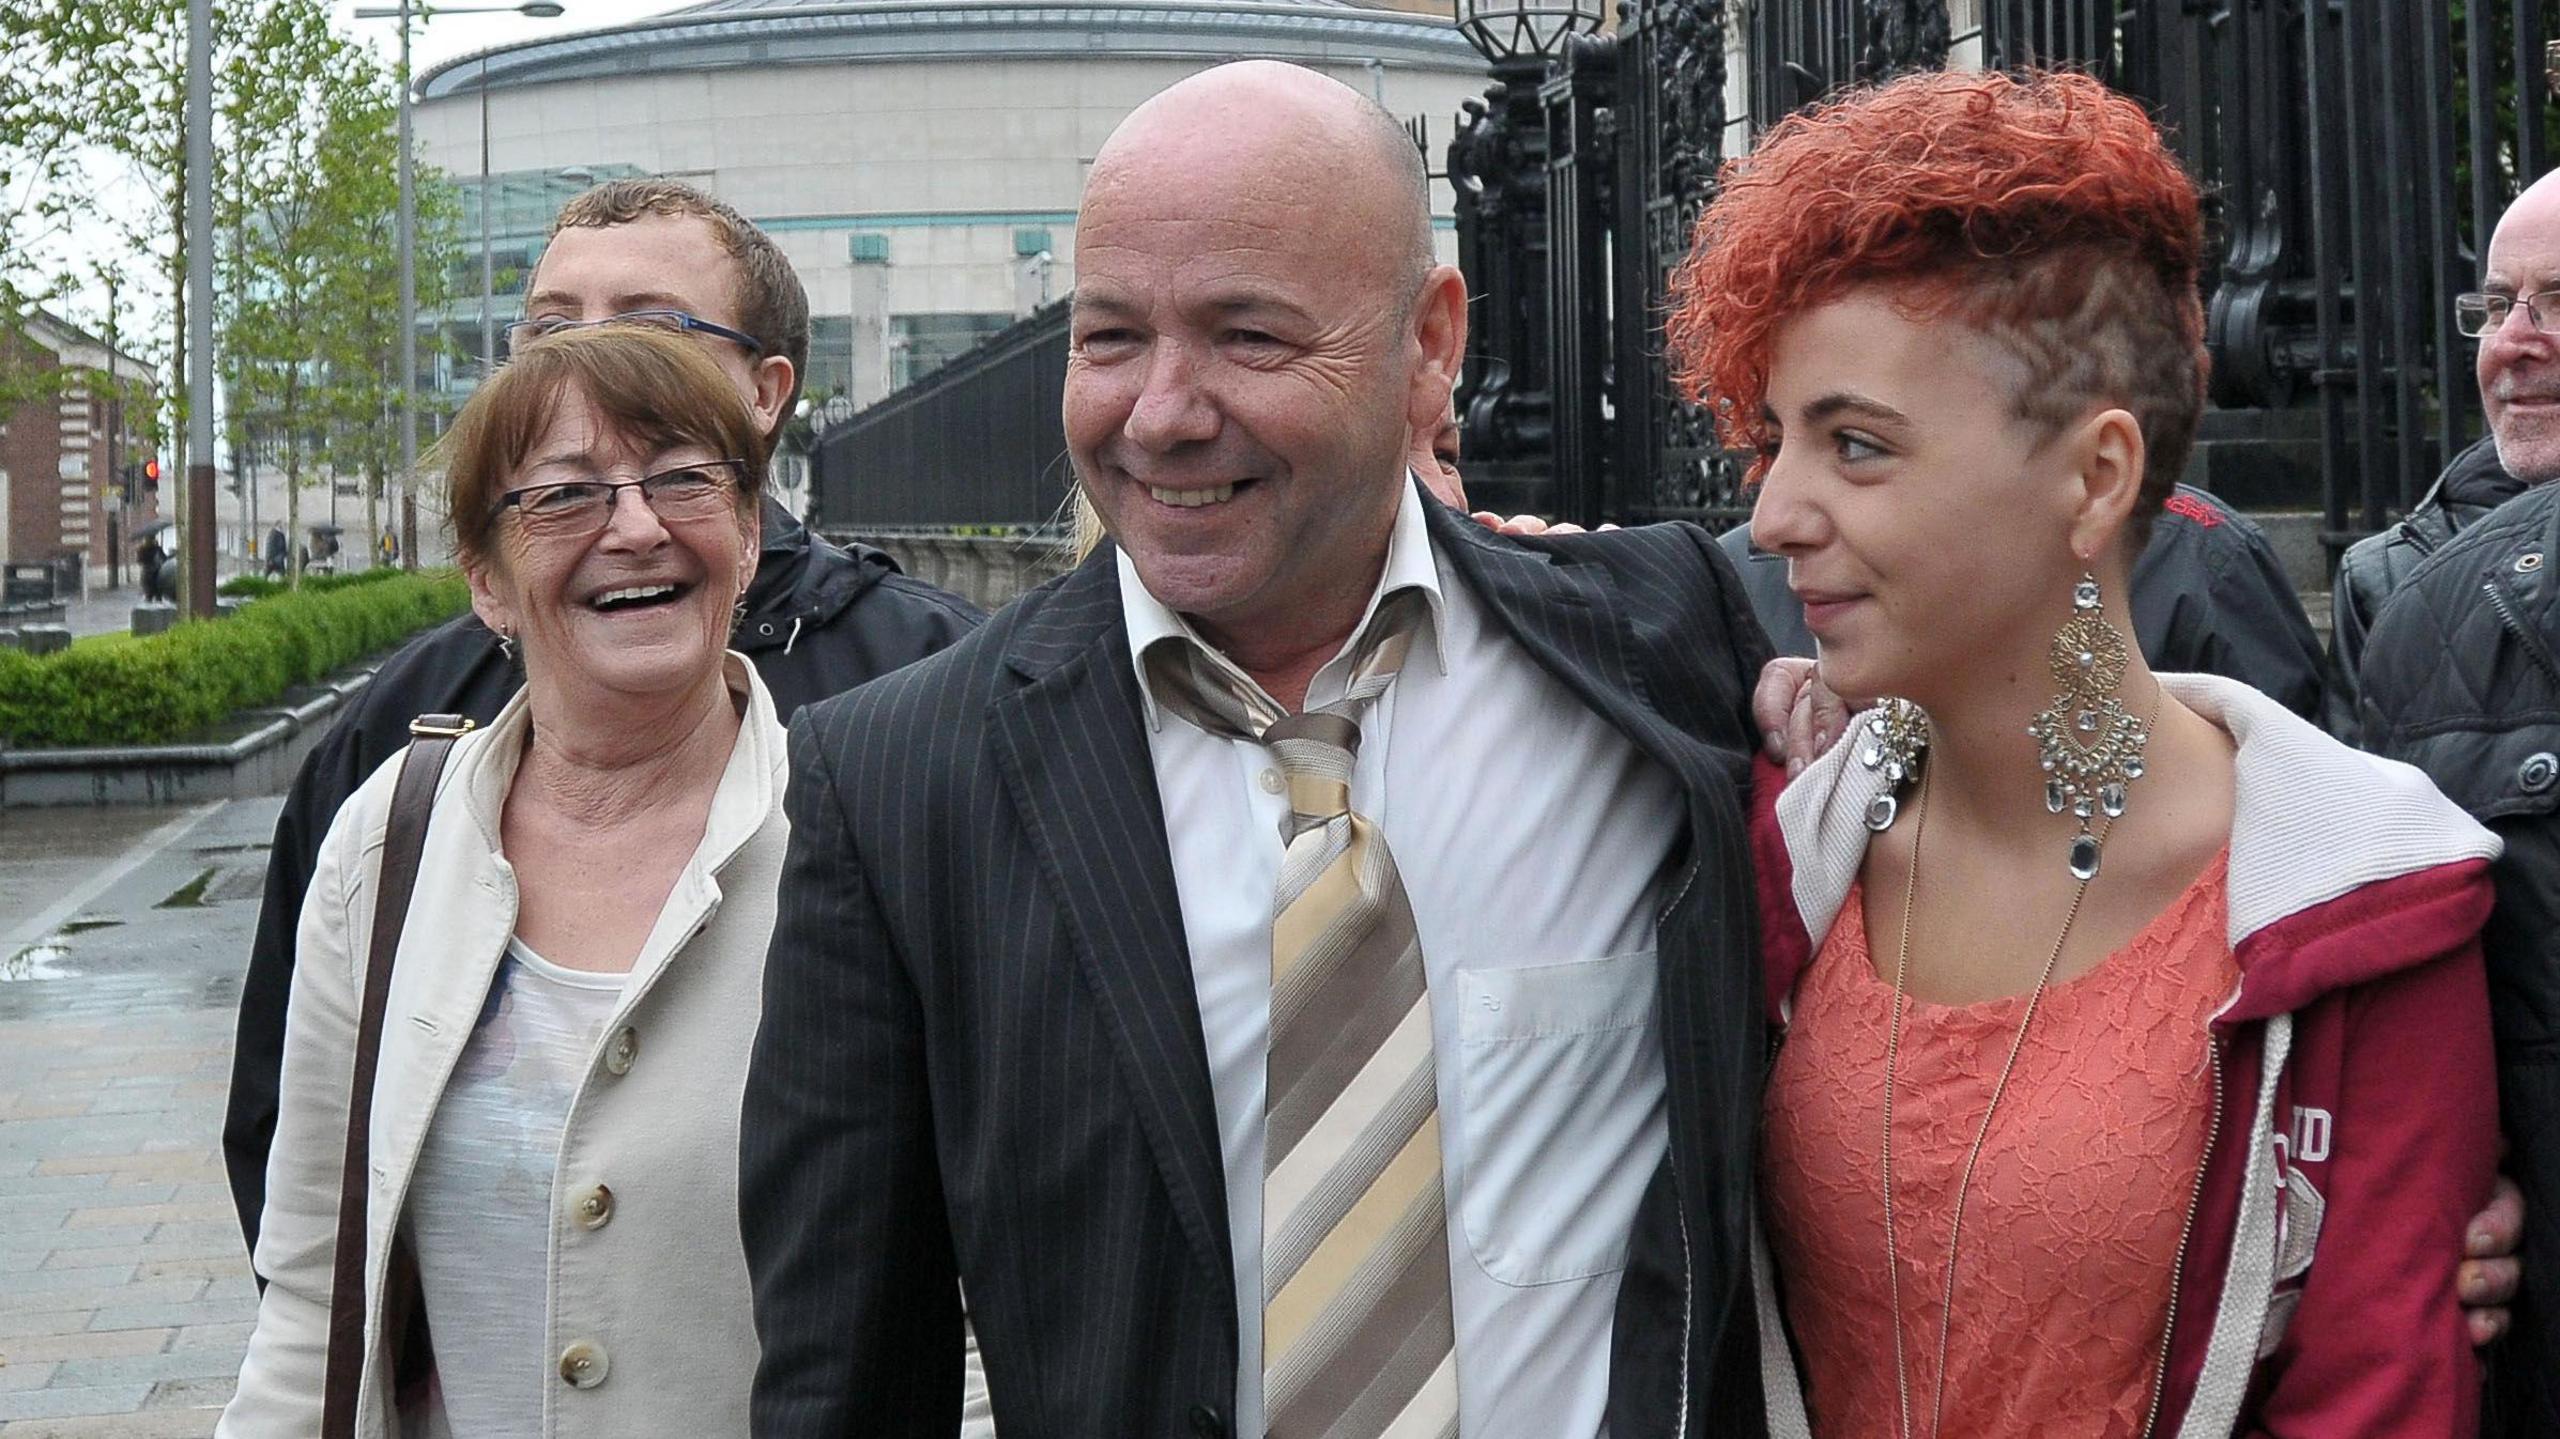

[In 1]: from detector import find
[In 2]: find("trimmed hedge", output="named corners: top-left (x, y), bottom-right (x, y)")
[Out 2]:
top-left (217, 567), bottom-right (411, 601)
top-left (0, 570), bottom-right (470, 748)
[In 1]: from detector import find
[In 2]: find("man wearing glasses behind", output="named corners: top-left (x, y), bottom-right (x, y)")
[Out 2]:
top-left (2357, 167), bottom-right (2560, 1437)
top-left (221, 178), bottom-right (985, 1265)
top-left (2328, 201), bottom-right (2548, 724)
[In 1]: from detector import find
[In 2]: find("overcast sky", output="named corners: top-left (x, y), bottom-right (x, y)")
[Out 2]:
top-left (335, 0), bottom-right (689, 74)
top-left (45, 3), bottom-right (691, 351)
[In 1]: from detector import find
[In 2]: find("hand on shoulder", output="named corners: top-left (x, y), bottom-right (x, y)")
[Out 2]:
top-left (1468, 511), bottom-right (1622, 538)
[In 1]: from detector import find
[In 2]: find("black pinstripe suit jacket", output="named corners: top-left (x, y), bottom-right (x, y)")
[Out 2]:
top-left (742, 494), bottom-right (1775, 1438)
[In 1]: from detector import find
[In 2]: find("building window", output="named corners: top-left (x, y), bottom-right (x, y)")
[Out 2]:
top-left (1013, 227), bottom-right (1053, 258)
top-left (890, 313), bottom-right (1013, 390)
top-left (850, 232), bottom-right (892, 265)
top-left (805, 315), bottom-right (857, 403)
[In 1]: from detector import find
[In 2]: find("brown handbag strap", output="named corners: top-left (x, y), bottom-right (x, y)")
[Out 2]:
top-left (320, 714), bottom-right (476, 1439)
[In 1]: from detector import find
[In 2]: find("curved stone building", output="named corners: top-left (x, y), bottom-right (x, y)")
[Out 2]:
top-left (413, 0), bottom-right (1491, 421)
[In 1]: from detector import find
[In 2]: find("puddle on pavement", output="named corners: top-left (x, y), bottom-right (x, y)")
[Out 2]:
top-left (2, 942), bottom-right (76, 981)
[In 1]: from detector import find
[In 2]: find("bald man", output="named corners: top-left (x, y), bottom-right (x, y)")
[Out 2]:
top-left (2331, 171), bottom-right (2560, 725)
top-left (741, 62), bottom-right (1770, 1437)
top-left (2358, 171), bottom-right (2560, 1437)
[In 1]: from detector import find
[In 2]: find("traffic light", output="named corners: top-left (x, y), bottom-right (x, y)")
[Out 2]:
top-left (143, 458), bottom-right (160, 495)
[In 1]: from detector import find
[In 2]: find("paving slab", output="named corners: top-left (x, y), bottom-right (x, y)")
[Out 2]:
top-left (0, 798), bottom-right (274, 1436)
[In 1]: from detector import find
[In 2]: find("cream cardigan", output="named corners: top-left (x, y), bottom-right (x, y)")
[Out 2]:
top-left (224, 658), bottom-right (806, 1437)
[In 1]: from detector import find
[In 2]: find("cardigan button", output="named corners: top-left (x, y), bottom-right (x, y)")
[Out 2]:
top-left (603, 1026), bottom-right (639, 1076)
top-left (559, 1340), bottom-right (610, 1389)
top-left (573, 1184), bottom-right (615, 1231)
top-left (1188, 1403), bottom-right (1225, 1438)
top-left (2521, 751), bottom-right (2559, 795)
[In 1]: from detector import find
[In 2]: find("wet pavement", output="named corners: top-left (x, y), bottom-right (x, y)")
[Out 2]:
top-left (0, 798), bottom-right (276, 1435)
top-left (53, 586), bottom-right (156, 642)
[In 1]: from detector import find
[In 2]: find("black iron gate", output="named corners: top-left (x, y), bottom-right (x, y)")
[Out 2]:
top-left (1455, 0), bottom-right (2558, 562)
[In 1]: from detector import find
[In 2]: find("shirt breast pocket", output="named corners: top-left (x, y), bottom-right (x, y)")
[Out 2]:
top-left (1454, 950), bottom-right (1664, 1288)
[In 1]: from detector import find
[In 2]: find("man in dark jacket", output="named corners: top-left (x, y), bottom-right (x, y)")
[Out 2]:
top-left (1718, 480), bottom-right (2333, 720)
top-left (2360, 482), bottom-right (2560, 1437)
top-left (2330, 435), bottom-right (2531, 724)
top-left (2356, 166), bottom-right (2560, 1437)
top-left (221, 179), bottom-right (983, 1263)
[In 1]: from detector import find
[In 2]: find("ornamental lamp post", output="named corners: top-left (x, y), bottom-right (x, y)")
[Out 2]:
top-left (1455, 0), bottom-right (1604, 70)
top-left (350, 0), bottom-right (567, 570)
top-left (1446, 0), bottom-right (1603, 514)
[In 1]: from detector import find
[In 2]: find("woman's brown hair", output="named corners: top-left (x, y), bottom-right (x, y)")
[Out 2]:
top-left (434, 324), bottom-right (767, 562)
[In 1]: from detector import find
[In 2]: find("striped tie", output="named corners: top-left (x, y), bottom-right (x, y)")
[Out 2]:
top-left (1144, 590), bottom-right (1459, 1439)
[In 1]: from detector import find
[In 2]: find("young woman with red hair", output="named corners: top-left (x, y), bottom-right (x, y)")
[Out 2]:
top-left (1692, 71), bottom-right (2502, 1436)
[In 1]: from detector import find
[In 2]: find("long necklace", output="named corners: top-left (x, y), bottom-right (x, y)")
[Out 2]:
top-left (1878, 765), bottom-right (2114, 1439)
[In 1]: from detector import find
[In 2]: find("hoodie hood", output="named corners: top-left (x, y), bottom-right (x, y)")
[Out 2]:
top-left (735, 494), bottom-right (901, 654)
top-left (1761, 673), bottom-right (2500, 1023)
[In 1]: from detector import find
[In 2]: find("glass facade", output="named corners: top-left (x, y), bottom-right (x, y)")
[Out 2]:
top-left (891, 313), bottom-right (1013, 390)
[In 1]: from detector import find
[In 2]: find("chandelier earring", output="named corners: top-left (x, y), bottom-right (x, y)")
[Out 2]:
top-left (2026, 571), bottom-right (2156, 879)
top-left (1854, 697), bottom-right (1931, 832)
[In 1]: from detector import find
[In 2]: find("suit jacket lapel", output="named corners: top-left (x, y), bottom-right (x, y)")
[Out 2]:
top-left (1425, 499), bottom-right (1715, 793)
top-left (986, 554), bottom-right (1235, 1291)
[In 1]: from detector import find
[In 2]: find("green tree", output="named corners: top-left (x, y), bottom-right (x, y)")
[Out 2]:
top-left (0, 4), bottom-right (112, 417)
top-left (4, 0), bottom-right (201, 474)
top-left (312, 64), bottom-right (460, 565)
top-left (5, 0), bottom-right (453, 573)
top-left (220, 0), bottom-right (377, 584)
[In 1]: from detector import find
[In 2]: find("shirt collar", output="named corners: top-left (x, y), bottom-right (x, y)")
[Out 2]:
top-left (1120, 472), bottom-right (1449, 732)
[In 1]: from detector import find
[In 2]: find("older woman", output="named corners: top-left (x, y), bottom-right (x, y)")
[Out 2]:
top-left (218, 325), bottom-right (985, 1436)
top-left (1680, 72), bottom-right (2503, 1436)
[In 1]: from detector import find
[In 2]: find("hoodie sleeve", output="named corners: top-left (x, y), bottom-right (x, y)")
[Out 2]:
top-left (2244, 933), bottom-right (2498, 1439)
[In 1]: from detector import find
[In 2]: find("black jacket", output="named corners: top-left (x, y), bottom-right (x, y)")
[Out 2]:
top-left (741, 500), bottom-right (1771, 1436)
top-left (1717, 482), bottom-right (2333, 723)
top-left (222, 499), bottom-right (983, 1261)
top-left (2357, 480), bottom-right (2560, 1439)
top-left (2331, 436), bottom-right (2533, 727)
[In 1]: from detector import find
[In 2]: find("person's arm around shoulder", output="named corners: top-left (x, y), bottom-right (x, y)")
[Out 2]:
top-left (743, 709), bottom-right (963, 1438)
top-left (1668, 519), bottom-right (1782, 755)
top-left (2246, 886), bottom-right (2500, 1438)
top-left (218, 790), bottom-right (378, 1436)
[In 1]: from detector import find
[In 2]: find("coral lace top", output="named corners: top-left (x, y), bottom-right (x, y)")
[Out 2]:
top-left (1762, 850), bottom-right (2236, 1439)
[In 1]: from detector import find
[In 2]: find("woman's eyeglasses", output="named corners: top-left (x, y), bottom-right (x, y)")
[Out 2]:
top-left (504, 308), bottom-right (766, 356)
top-left (492, 459), bottom-right (747, 541)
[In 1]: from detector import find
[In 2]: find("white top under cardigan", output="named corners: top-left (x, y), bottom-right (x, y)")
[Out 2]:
top-left (409, 937), bottom-right (626, 1437)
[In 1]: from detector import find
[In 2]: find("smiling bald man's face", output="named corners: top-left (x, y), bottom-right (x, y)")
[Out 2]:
top-left (1064, 62), bottom-right (1462, 652)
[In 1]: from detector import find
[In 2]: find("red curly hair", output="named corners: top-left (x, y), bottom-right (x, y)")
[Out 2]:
top-left (1669, 69), bottom-right (2208, 540)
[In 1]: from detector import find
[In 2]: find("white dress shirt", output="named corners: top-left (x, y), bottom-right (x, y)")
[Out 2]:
top-left (1120, 478), bottom-right (1683, 1439)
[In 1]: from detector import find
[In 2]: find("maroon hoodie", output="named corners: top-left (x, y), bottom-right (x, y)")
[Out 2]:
top-left (1746, 674), bottom-right (2502, 1438)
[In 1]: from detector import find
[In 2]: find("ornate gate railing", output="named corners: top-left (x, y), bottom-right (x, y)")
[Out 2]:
top-left (1453, 0), bottom-right (2558, 562)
